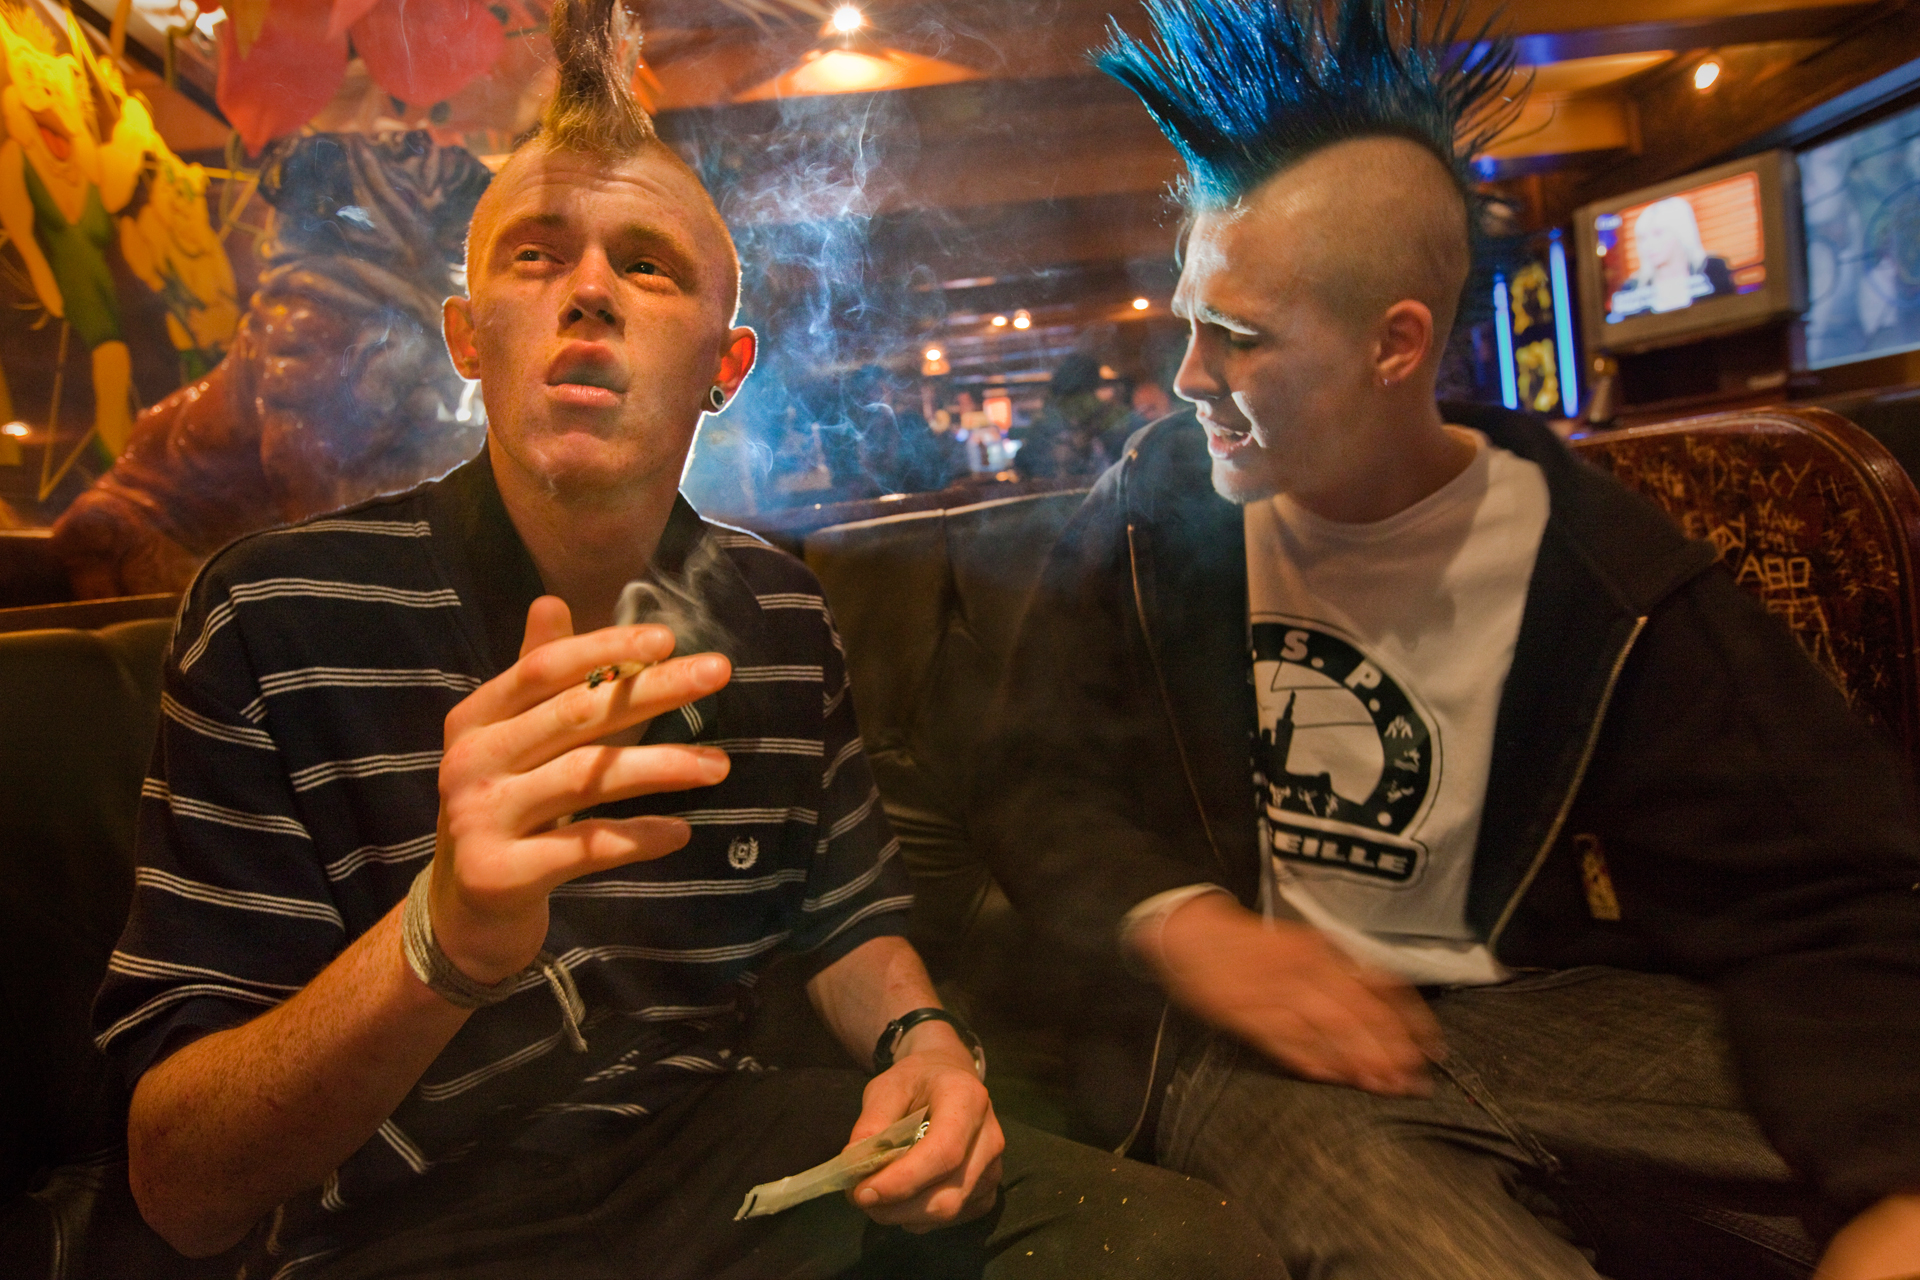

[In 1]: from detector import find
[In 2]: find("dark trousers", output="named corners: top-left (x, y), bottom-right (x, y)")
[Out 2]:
top-left (264, 1068), bottom-right (1284, 1280)
top-left (1157, 967), bottom-right (1822, 1280)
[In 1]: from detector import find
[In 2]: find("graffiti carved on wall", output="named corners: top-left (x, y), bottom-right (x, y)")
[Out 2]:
top-left (1582, 423), bottom-right (1908, 743)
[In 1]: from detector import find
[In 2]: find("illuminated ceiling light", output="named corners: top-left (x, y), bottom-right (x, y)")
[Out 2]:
top-left (194, 7), bottom-right (223, 37)
top-left (1011, 309), bottom-right (1032, 330)
top-left (1131, 297), bottom-right (1150, 311)
top-left (798, 50), bottom-right (892, 92)
top-left (924, 347), bottom-right (943, 363)
top-left (736, 8), bottom-right (978, 102)
top-left (990, 314), bottom-right (1008, 327)
top-left (1, 421), bottom-right (28, 437)
top-left (1693, 59), bottom-right (1721, 91)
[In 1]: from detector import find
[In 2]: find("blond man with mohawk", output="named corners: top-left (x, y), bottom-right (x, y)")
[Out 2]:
top-left (93, 0), bottom-right (1281, 1275)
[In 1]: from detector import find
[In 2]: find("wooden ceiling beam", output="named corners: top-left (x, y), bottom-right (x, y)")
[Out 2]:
top-left (1550, 0), bottom-right (1920, 223)
top-left (1482, 93), bottom-right (1636, 161)
top-left (659, 75), bottom-right (1181, 222)
top-left (1501, 4), bottom-right (1884, 64)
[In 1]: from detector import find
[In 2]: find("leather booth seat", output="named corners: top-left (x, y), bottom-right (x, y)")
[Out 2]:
top-left (0, 617), bottom-right (230, 1277)
top-left (2, 619), bottom-right (171, 1192)
top-left (799, 490), bottom-right (1095, 1130)
top-left (802, 490), bottom-right (1088, 973)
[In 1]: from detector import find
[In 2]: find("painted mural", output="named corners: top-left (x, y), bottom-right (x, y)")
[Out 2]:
top-left (0, 1), bottom-right (234, 506)
top-left (0, 5), bottom-right (234, 477)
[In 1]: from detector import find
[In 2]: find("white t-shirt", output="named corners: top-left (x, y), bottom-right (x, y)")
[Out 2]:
top-left (1244, 429), bottom-right (1549, 986)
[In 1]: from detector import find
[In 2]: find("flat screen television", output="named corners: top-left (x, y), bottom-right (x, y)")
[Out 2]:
top-left (1574, 151), bottom-right (1804, 355)
top-left (1799, 97), bottom-right (1920, 370)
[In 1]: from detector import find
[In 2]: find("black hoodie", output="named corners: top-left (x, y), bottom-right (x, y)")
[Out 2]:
top-left (976, 402), bottom-right (1920, 1233)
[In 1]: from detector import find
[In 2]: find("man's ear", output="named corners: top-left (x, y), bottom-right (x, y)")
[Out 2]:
top-left (715, 326), bottom-right (757, 398)
top-left (443, 297), bottom-right (481, 380)
top-left (1374, 300), bottom-right (1434, 386)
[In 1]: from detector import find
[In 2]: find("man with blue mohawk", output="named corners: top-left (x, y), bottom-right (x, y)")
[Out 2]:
top-left (977, 1), bottom-right (1920, 1276)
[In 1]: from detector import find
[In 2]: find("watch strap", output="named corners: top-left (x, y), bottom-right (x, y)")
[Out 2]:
top-left (872, 1007), bottom-right (986, 1080)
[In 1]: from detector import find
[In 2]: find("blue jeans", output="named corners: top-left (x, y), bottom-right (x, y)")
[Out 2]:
top-left (1157, 967), bottom-right (1820, 1279)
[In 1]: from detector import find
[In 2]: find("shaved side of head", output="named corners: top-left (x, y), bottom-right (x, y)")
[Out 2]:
top-left (1240, 136), bottom-right (1471, 344)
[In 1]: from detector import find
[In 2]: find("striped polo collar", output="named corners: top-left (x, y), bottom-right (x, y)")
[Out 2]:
top-left (423, 444), bottom-right (730, 681)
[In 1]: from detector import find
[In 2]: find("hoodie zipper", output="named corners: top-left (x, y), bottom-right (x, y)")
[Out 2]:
top-left (1124, 520), bottom-right (1234, 879)
top-left (1113, 515), bottom-right (1230, 1156)
top-left (1486, 613), bottom-right (1648, 949)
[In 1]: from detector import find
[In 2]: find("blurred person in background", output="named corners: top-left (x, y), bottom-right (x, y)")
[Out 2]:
top-left (1013, 353), bottom-right (1135, 480)
top-left (851, 364), bottom-right (966, 495)
top-left (1130, 376), bottom-right (1176, 425)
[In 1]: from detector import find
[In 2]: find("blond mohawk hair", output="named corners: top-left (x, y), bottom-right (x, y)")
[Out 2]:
top-left (541, 0), bottom-right (654, 154)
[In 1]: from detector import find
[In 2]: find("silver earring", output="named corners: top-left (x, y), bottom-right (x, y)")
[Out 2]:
top-left (707, 385), bottom-right (727, 411)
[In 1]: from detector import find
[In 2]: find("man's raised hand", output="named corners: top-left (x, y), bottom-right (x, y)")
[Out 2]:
top-left (428, 595), bottom-right (733, 987)
top-left (1141, 892), bottom-right (1443, 1096)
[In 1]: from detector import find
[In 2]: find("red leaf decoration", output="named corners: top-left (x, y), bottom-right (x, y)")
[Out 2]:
top-left (327, 0), bottom-right (384, 40)
top-left (351, 0), bottom-right (506, 109)
top-left (217, 0), bottom-right (349, 154)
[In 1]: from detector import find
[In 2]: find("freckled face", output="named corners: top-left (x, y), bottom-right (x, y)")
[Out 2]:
top-left (451, 147), bottom-right (744, 501)
top-left (1171, 201), bottom-right (1374, 505)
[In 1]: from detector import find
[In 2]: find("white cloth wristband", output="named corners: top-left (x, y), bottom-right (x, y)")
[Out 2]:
top-left (401, 867), bottom-right (591, 1051)
top-left (1119, 883), bottom-right (1234, 977)
top-left (401, 866), bottom-right (522, 1008)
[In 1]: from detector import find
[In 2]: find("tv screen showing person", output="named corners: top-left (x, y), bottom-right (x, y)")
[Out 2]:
top-left (1597, 173), bottom-right (1767, 323)
top-left (1801, 97), bottom-right (1920, 369)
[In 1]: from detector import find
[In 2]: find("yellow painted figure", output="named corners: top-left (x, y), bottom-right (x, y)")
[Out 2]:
top-left (86, 44), bottom-right (236, 379)
top-left (117, 144), bottom-right (237, 378)
top-left (0, 6), bottom-right (231, 456)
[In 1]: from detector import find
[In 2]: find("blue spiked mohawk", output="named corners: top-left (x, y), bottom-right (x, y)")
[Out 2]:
top-left (1098, 0), bottom-right (1523, 210)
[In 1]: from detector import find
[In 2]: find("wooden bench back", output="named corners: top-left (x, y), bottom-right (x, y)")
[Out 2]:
top-left (1572, 407), bottom-right (1920, 767)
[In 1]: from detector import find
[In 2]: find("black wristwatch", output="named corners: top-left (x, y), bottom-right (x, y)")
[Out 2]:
top-left (872, 1007), bottom-right (986, 1080)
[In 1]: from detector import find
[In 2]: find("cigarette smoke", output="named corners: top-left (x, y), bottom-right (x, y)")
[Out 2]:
top-left (614, 536), bottom-right (734, 659)
top-left (658, 8), bottom-right (1038, 507)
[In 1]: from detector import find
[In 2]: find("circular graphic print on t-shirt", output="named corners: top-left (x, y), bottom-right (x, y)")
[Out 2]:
top-left (1251, 619), bottom-right (1438, 886)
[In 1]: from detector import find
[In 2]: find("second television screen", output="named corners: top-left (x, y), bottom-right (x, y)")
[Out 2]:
top-left (1801, 99), bottom-right (1920, 369)
top-left (1596, 172), bottom-right (1768, 325)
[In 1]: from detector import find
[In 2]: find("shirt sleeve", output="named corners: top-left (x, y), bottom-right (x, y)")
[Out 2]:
top-left (784, 596), bottom-right (912, 967)
top-left (91, 560), bottom-right (349, 1088)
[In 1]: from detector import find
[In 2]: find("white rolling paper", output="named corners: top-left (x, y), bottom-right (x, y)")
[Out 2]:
top-left (734, 1108), bottom-right (931, 1221)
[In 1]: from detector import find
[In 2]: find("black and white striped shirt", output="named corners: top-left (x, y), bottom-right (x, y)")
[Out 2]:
top-left (93, 452), bottom-right (909, 1241)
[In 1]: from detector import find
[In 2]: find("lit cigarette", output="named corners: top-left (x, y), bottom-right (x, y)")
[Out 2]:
top-left (589, 580), bottom-right (668, 688)
top-left (585, 660), bottom-right (650, 689)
